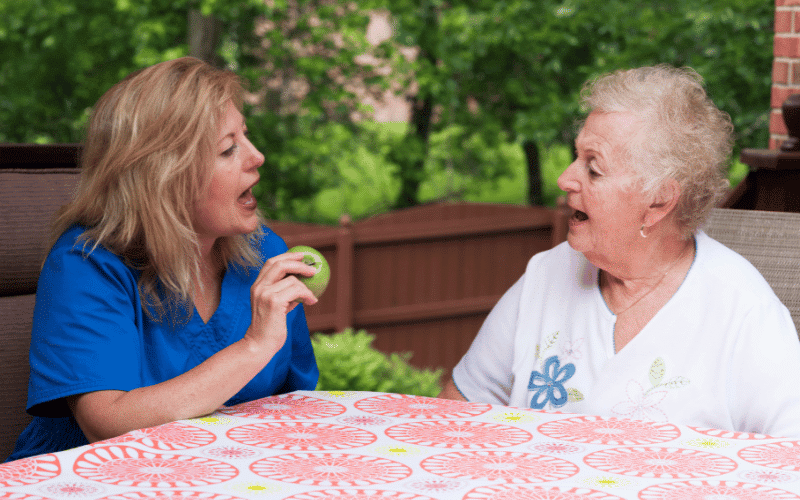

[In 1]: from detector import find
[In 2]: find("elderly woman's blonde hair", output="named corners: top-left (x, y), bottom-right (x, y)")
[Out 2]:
top-left (581, 64), bottom-right (734, 237)
top-left (51, 57), bottom-right (265, 319)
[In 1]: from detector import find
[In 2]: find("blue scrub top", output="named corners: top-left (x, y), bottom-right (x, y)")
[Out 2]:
top-left (6, 225), bottom-right (318, 462)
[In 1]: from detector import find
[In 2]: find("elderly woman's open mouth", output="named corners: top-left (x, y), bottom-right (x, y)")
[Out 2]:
top-left (572, 209), bottom-right (589, 222)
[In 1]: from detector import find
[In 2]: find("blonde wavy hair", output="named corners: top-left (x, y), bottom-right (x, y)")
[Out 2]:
top-left (51, 56), bottom-right (265, 320)
top-left (581, 64), bottom-right (734, 237)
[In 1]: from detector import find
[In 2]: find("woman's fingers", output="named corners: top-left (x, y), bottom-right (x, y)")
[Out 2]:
top-left (253, 273), bottom-right (318, 310)
top-left (258, 251), bottom-right (318, 286)
top-left (246, 252), bottom-right (317, 344)
top-left (253, 251), bottom-right (320, 306)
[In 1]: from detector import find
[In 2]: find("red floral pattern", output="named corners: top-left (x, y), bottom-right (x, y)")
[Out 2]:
top-left (637, 480), bottom-right (800, 499)
top-left (354, 394), bottom-right (491, 419)
top-left (39, 481), bottom-right (105, 497)
top-left (201, 446), bottom-right (262, 460)
top-left (95, 492), bottom-right (250, 499)
top-left (738, 441), bottom-right (800, 471)
top-left (219, 394), bottom-right (346, 420)
top-left (528, 443), bottom-right (585, 455)
top-left (337, 416), bottom-right (392, 427)
top-left (5, 391), bottom-right (796, 499)
top-left (739, 469), bottom-right (797, 484)
top-left (689, 427), bottom-right (772, 440)
top-left (583, 447), bottom-right (737, 478)
top-left (420, 451), bottom-right (579, 483)
top-left (250, 453), bottom-right (412, 486)
top-left (385, 420), bottom-right (531, 449)
top-left (461, 485), bottom-right (627, 499)
top-left (72, 446), bottom-right (238, 487)
top-left (280, 490), bottom-right (438, 499)
top-left (103, 422), bottom-right (216, 450)
top-left (0, 454), bottom-right (60, 487)
top-left (537, 416), bottom-right (680, 445)
top-left (405, 478), bottom-right (465, 492)
top-left (0, 493), bottom-right (53, 500)
top-left (226, 422), bottom-right (376, 451)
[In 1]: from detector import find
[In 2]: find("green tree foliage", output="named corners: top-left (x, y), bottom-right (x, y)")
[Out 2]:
top-left (366, 0), bottom-right (773, 206)
top-left (0, 0), bottom-right (190, 143)
top-left (1, 0), bottom-right (391, 221)
top-left (1, 0), bottom-right (774, 216)
top-left (237, 1), bottom-right (387, 221)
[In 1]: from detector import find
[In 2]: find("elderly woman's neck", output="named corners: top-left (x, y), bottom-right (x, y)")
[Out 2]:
top-left (602, 234), bottom-right (695, 288)
top-left (600, 234), bottom-right (695, 349)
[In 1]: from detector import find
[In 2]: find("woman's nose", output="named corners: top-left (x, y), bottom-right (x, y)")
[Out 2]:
top-left (245, 139), bottom-right (265, 170)
top-left (557, 161), bottom-right (579, 192)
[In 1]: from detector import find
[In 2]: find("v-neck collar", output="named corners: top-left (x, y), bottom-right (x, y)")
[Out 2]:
top-left (594, 235), bottom-right (699, 355)
top-left (193, 266), bottom-right (231, 328)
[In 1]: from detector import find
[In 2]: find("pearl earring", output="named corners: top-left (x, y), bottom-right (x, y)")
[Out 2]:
top-left (640, 225), bottom-right (648, 238)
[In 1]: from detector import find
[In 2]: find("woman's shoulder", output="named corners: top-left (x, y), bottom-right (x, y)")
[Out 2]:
top-left (50, 224), bottom-right (88, 249)
top-left (39, 225), bottom-right (140, 300)
top-left (693, 231), bottom-right (779, 302)
top-left (48, 225), bottom-right (129, 269)
top-left (524, 240), bottom-right (594, 286)
top-left (527, 240), bottom-right (583, 266)
top-left (255, 224), bottom-right (289, 257)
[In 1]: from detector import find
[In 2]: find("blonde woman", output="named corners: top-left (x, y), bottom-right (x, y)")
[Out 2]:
top-left (7, 57), bottom-right (320, 461)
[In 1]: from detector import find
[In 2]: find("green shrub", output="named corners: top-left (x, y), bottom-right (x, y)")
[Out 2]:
top-left (311, 329), bottom-right (443, 397)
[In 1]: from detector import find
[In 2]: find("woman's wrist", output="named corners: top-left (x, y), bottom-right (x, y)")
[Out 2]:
top-left (240, 327), bottom-right (284, 359)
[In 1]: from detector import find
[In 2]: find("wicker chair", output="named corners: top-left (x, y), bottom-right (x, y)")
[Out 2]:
top-left (704, 207), bottom-right (800, 336)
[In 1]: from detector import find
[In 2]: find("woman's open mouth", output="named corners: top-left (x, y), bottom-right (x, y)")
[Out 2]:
top-left (572, 209), bottom-right (589, 222)
top-left (238, 188), bottom-right (257, 209)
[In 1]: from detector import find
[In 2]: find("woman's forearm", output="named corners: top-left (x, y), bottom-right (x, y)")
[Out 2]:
top-left (69, 333), bottom-right (281, 442)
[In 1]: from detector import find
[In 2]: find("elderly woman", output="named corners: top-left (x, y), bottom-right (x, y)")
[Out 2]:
top-left (7, 57), bottom-right (319, 461)
top-left (439, 65), bottom-right (800, 438)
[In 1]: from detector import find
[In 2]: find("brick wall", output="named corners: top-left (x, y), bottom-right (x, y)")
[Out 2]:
top-left (772, 0), bottom-right (800, 149)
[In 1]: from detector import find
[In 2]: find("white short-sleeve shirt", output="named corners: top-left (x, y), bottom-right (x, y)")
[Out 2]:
top-left (452, 231), bottom-right (800, 438)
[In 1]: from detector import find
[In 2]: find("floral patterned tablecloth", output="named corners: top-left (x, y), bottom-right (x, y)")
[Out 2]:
top-left (2, 390), bottom-right (800, 499)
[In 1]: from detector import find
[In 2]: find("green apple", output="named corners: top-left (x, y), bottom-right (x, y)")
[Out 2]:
top-left (288, 245), bottom-right (331, 299)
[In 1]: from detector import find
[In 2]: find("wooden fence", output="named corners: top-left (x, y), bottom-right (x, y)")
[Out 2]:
top-left (1, 143), bottom-right (571, 379)
top-left (270, 202), bottom-right (570, 376)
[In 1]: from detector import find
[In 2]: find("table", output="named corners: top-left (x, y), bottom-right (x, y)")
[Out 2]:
top-left (2, 391), bottom-right (800, 499)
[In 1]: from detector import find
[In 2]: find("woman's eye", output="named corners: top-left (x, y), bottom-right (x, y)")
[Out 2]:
top-left (221, 143), bottom-right (238, 157)
top-left (587, 159), bottom-right (601, 178)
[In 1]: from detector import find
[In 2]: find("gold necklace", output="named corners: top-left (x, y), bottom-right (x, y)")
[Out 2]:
top-left (606, 244), bottom-right (692, 317)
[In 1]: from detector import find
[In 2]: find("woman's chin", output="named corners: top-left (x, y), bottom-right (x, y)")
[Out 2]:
top-left (240, 218), bottom-right (261, 235)
top-left (236, 206), bottom-right (262, 232)
top-left (565, 230), bottom-right (589, 253)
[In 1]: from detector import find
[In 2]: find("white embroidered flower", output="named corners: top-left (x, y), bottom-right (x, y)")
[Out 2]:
top-left (611, 380), bottom-right (669, 421)
top-left (560, 338), bottom-right (585, 362)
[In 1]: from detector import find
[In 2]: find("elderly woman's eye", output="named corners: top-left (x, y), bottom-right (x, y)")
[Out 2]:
top-left (587, 160), bottom-right (601, 177)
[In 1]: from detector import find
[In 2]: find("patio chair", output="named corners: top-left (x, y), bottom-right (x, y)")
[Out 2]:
top-left (704, 207), bottom-right (800, 336)
top-left (0, 145), bottom-right (81, 460)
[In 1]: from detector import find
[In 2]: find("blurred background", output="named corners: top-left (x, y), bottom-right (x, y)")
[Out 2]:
top-left (1, 0), bottom-right (770, 224)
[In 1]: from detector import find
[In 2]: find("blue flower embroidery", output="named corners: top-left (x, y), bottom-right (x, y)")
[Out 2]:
top-left (528, 355), bottom-right (576, 409)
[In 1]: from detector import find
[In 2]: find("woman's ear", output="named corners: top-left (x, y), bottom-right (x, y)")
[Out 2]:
top-left (644, 178), bottom-right (681, 227)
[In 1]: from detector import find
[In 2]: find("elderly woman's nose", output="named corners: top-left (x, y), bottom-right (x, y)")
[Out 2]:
top-left (557, 162), bottom-right (579, 192)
